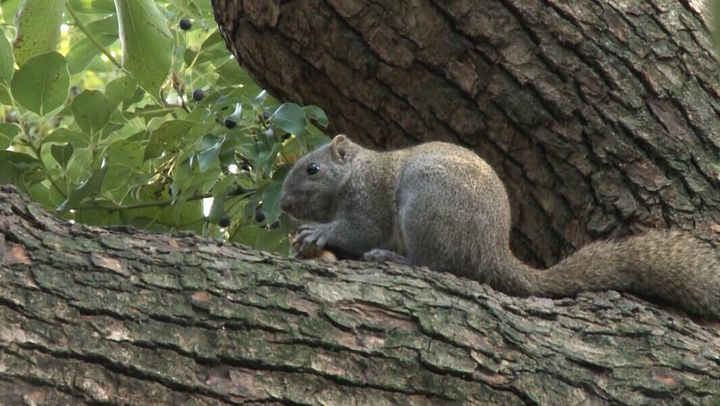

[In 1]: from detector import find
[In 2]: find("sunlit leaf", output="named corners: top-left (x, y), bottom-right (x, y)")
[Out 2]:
top-left (114, 0), bottom-right (173, 96)
top-left (270, 103), bottom-right (305, 135)
top-left (57, 158), bottom-right (109, 212)
top-left (11, 52), bottom-right (69, 116)
top-left (0, 0), bottom-right (22, 22)
top-left (105, 131), bottom-right (145, 169)
top-left (196, 134), bottom-right (223, 172)
top-left (144, 120), bottom-right (195, 161)
top-left (45, 128), bottom-right (90, 148)
top-left (261, 179), bottom-right (283, 223)
top-left (0, 0), bottom-right (300, 256)
top-left (72, 90), bottom-right (112, 134)
top-left (105, 76), bottom-right (138, 108)
top-left (12, 0), bottom-right (66, 65)
top-left (66, 16), bottom-right (119, 74)
top-left (252, 90), bottom-right (267, 107)
top-left (68, 0), bottom-right (116, 14)
top-left (303, 105), bottom-right (329, 128)
top-left (0, 29), bottom-right (13, 83)
top-left (0, 123), bottom-right (21, 150)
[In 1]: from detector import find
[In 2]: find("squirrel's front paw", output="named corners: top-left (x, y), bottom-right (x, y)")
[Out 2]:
top-left (293, 223), bottom-right (331, 253)
top-left (294, 224), bottom-right (330, 248)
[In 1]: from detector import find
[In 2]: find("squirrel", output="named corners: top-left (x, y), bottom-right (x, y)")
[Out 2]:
top-left (280, 134), bottom-right (720, 319)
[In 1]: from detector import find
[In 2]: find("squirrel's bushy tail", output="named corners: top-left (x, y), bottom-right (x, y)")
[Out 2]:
top-left (505, 231), bottom-right (720, 319)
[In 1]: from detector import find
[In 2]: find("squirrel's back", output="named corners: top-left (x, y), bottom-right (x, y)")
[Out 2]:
top-left (392, 142), bottom-right (720, 319)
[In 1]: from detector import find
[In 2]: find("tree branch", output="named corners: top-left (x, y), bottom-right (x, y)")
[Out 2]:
top-left (0, 184), bottom-right (718, 403)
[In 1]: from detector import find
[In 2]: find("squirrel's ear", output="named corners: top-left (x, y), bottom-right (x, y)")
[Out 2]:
top-left (329, 134), bottom-right (358, 162)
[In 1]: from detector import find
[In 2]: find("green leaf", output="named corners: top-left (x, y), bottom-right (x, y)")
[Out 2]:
top-left (169, 0), bottom-right (204, 19)
top-left (51, 143), bottom-right (74, 168)
top-left (272, 163), bottom-right (291, 182)
top-left (45, 128), bottom-right (90, 148)
top-left (191, 0), bottom-right (214, 17)
top-left (144, 120), bottom-right (195, 161)
top-left (105, 76), bottom-right (138, 108)
top-left (182, 48), bottom-right (197, 67)
top-left (270, 103), bottom-right (306, 135)
top-left (11, 52), bottom-right (70, 116)
top-left (12, 0), bottom-right (67, 66)
top-left (254, 141), bottom-right (282, 175)
top-left (0, 150), bottom-right (37, 165)
top-left (252, 90), bottom-right (268, 107)
top-left (254, 227), bottom-right (290, 253)
top-left (99, 121), bottom-right (125, 140)
top-left (0, 86), bottom-right (11, 105)
top-left (127, 104), bottom-right (174, 122)
top-left (0, 150), bottom-right (42, 185)
top-left (26, 182), bottom-right (65, 212)
top-left (66, 16), bottom-right (118, 74)
top-left (72, 90), bottom-right (112, 134)
top-left (67, 0), bottom-right (117, 14)
top-left (123, 87), bottom-right (146, 109)
top-left (57, 158), bottom-right (109, 212)
top-left (114, 0), bottom-right (173, 97)
top-left (0, 28), bottom-right (12, 104)
top-left (191, 31), bottom-right (228, 66)
top-left (75, 207), bottom-right (122, 227)
top-left (215, 60), bottom-right (249, 86)
top-left (261, 179), bottom-right (283, 223)
top-left (0, 123), bottom-right (21, 149)
top-left (196, 134), bottom-right (223, 172)
top-left (0, 29), bottom-right (13, 83)
top-left (65, 146), bottom-right (92, 184)
top-left (104, 131), bottom-right (145, 170)
top-left (207, 195), bottom-right (226, 223)
top-left (303, 105), bottom-right (329, 128)
top-left (102, 164), bottom-right (144, 200)
top-left (0, 0), bottom-right (22, 23)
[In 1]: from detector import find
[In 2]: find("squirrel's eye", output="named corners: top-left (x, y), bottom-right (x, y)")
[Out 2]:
top-left (306, 163), bottom-right (320, 175)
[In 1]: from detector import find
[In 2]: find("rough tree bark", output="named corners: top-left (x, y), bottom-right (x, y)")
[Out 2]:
top-left (212, 0), bottom-right (720, 266)
top-left (1, 185), bottom-right (719, 404)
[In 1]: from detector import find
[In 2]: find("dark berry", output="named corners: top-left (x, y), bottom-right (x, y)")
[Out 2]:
top-left (192, 89), bottom-right (205, 101)
top-left (270, 220), bottom-right (280, 229)
top-left (255, 210), bottom-right (266, 223)
top-left (179, 18), bottom-right (192, 31)
top-left (224, 118), bottom-right (237, 129)
top-left (262, 111), bottom-right (271, 120)
top-left (218, 215), bottom-right (231, 228)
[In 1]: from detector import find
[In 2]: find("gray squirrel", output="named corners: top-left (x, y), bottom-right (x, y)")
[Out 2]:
top-left (280, 134), bottom-right (720, 319)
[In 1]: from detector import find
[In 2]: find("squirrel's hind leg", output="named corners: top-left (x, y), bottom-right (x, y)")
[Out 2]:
top-left (363, 249), bottom-right (411, 265)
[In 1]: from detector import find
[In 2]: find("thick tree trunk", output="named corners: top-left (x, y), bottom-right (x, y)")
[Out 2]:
top-left (212, 0), bottom-right (720, 266)
top-left (1, 185), bottom-right (720, 403)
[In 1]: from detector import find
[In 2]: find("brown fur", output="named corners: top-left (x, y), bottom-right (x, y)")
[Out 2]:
top-left (280, 135), bottom-right (720, 318)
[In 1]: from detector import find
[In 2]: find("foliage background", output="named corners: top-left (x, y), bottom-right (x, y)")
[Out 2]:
top-left (0, 0), bottom-right (328, 253)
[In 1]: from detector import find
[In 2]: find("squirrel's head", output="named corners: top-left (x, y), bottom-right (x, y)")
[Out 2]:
top-left (280, 134), bottom-right (361, 222)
